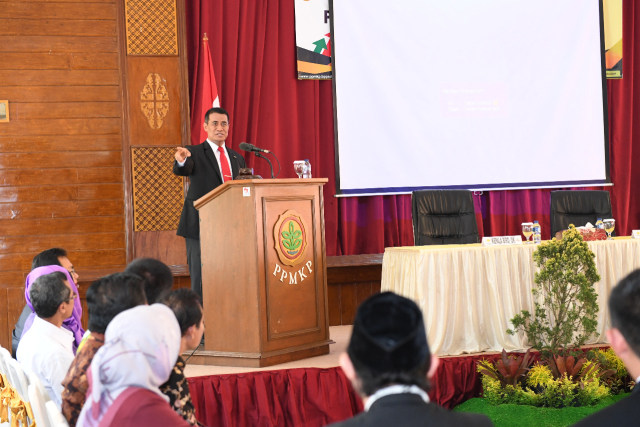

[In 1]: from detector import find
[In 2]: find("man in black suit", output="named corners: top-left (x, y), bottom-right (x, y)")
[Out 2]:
top-left (573, 269), bottom-right (640, 426)
top-left (329, 292), bottom-right (492, 427)
top-left (173, 107), bottom-right (246, 298)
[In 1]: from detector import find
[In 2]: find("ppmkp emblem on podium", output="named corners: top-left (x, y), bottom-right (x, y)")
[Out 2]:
top-left (273, 210), bottom-right (308, 267)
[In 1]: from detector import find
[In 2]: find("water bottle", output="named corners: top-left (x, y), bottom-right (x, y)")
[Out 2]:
top-left (303, 159), bottom-right (312, 178)
top-left (595, 218), bottom-right (604, 229)
top-left (533, 220), bottom-right (541, 244)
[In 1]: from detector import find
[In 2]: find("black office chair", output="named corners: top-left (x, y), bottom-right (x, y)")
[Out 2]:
top-left (549, 190), bottom-right (612, 237)
top-left (412, 190), bottom-right (479, 245)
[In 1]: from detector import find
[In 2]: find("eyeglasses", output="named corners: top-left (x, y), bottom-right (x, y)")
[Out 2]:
top-left (66, 292), bottom-right (77, 302)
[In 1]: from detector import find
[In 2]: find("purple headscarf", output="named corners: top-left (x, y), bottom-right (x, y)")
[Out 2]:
top-left (22, 265), bottom-right (85, 353)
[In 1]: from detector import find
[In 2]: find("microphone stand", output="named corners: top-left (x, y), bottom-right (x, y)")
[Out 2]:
top-left (256, 152), bottom-right (275, 178)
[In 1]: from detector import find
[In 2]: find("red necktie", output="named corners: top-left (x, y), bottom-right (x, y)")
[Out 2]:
top-left (218, 146), bottom-right (232, 182)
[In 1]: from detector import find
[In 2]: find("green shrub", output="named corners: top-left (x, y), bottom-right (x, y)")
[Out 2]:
top-left (586, 348), bottom-right (635, 394)
top-left (478, 358), bottom-right (610, 408)
top-left (507, 226), bottom-right (600, 358)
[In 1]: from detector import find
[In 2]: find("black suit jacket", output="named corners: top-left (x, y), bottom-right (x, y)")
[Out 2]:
top-left (173, 142), bottom-right (246, 239)
top-left (572, 384), bottom-right (640, 426)
top-left (328, 393), bottom-right (493, 427)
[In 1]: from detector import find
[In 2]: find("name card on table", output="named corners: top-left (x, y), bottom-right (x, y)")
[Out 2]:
top-left (632, 230), bottom-right (640, 239)
top-left (482, 236), bottom-right (523, 246)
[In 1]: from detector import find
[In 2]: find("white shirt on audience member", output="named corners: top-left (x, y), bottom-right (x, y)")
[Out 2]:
top-left (17, 315), bottom-right (74, 408)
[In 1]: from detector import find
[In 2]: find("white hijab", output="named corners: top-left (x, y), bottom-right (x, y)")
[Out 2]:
top-left (77, 304), bottom-right (181, 427)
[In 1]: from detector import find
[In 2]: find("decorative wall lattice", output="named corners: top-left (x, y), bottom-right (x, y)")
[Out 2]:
top-left (125, 0), bottom-right (178, 56)
top-left (131, 146), bottom-right (184, 231)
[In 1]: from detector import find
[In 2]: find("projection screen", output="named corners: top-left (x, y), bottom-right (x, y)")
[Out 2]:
top-left (331, 0), bottom-right (610, 196)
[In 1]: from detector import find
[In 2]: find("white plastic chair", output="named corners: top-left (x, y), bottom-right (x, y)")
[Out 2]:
top-left (45, 401), bottom-right (69, 427)
top-left (25, 370), bottom-right (52, 427)
top-left (0, 347), bottom-right (11, 426)
top-left (0, 346), bottom-right (12, 378)
top-left (7, 359), bottom-right (30, 402)
top-left (1, 354), bottom-right (35, 427)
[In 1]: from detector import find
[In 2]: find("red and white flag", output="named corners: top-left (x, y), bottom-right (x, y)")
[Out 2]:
top-left (190, 33), bottom-right (220, 145)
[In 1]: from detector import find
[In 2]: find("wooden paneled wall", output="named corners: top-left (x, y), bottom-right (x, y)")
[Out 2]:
top-left (0, 0), bottom-right (191, 351)
top-left (326, 254), bottom-right (383, 325)
top-left (0, 0), bottom-right (125, 350)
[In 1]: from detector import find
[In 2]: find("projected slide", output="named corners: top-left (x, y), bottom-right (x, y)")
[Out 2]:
top-left (331, 0), bottom-right (609, 195)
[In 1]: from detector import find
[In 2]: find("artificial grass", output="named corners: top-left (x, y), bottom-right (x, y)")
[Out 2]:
top-left (453, 393), bottom-right (629, 427)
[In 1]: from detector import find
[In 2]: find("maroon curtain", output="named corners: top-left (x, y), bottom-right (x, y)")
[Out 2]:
top-left (186, 353), bottom-right (546, 425)
top-left (187, 368), bottom-right (363, 427)
top-left (185, 1), bottom-right (640, 256)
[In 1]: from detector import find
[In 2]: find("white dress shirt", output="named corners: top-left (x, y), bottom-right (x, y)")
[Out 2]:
top-left (16, 315), bottom-right (74, 408)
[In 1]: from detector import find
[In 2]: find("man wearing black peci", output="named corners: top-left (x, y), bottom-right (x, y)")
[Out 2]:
top-left (329, 292), bottom-right (493, 427)
top-left (173, 107), bottom-right (246, 299)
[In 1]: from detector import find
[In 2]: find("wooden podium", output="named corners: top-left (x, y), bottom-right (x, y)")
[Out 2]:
top-left (190, 178), bottom-right (331, 367)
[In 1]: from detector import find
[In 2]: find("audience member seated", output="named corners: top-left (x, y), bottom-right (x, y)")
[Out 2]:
top-left (61, 272), bottom-right (147, 426)
top-left (77, 304), bottom-right (190, 426)
top-left (20, 265), bottom-right (84, 355)
top-left (125, 257), bottom-right (174, 303)
top-left (573, 269), bottom-right (640, 426)
top-left (161, 289), bottom-right (205, 425)
top-left (329, 292), bottom-right (493, 427)
top-left (16, 272), bottom-right (76, 408)
top-left (12, 247), bottom-right (82, 356)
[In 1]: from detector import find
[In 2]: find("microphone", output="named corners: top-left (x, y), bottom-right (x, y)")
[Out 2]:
top-left (239, 142), bottom-right (270, 153)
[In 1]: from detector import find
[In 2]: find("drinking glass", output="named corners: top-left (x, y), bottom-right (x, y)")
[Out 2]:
top-left (293, 160), bottom-right (306, 178)
top-left (603, 218), bottom-right (615, 240)
top-left (521, 222), bottom-right (533, 244)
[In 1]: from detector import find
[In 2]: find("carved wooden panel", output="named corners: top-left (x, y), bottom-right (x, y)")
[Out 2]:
top-left (140, 73), bottom-right (170, 129)
top-left (127, 57), bottom-right (183, 146)
top-left (131, 146), bottom-right (184, 231)
top-left (125, 0), bottom-right (178, 56)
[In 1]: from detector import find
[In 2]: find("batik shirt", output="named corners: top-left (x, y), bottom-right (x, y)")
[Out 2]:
top-left (159, 356), bottom-right (199, 425)
top-left (61, 332), bottom-right (105, 426)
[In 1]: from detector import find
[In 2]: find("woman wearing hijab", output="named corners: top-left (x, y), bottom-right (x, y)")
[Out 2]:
top-left (77, 304), bottom-right (190, 427)
top-left (22, 265), bottom-right (84, 352)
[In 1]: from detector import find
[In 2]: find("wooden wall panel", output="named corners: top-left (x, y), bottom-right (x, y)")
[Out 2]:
top-left (0, 184), bottom-right (123, 202)
top-left (127, 57), bottom-right (183, 146)
top-left (0, 233), bottom-right (125, 255)
top-left (326, 255), bottom-right (383, 326)
top-left (0, 118), bottom-right (122, 137)
top-left (120, 0), bottom-right (191, 262)
top-left (0, 0), bottom-right (126, 350)
top-left (1, 167), bottom-right (123, 187)
top-left (0, 290), bottom-right (8, 351)
top-left (3, 288), bottom-right (26, 353)
top-left (0, 53), bottom-right (119, 72)
top-left (9, 102), bottom-right (121, 120)
top-left (134, 231), bottom-right (187, 266)
top-left (0, 36), bottom-right (117, 53)
top-left (0, 0), bottom-right (191, 351)
top-left (0, 70), bottom-right (120, 86)
top-left (2, 136), bottom-right (121, 152)
top-left (2, 86), bottom-right (121, 102)
top-left (0, 21), bottom-right (116, 37)
top-left (0, 3), bottom-right (116, 20)
top-left (0, 217), bottom-right (125, 237)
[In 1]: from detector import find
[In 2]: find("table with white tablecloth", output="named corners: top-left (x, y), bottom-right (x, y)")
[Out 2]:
top-left (381, 237), bottom-right (640, 356)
